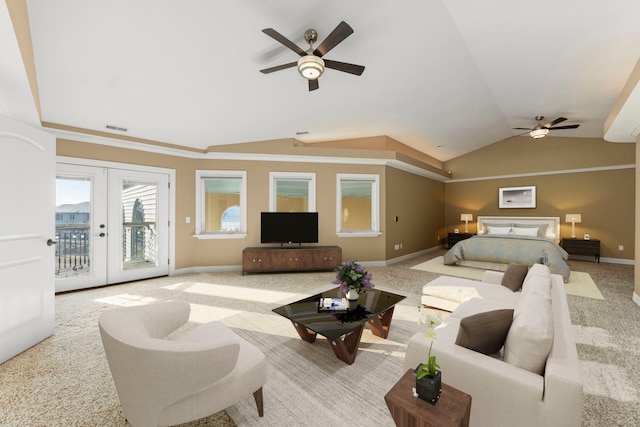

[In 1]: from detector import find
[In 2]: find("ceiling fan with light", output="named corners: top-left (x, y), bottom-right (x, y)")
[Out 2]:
top-left (514, 116), bottom-right (580, 139)
top-left (259, 21), bottom-right (365, 91)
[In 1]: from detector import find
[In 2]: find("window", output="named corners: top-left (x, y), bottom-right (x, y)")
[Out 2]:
top-left (336, 174), bottom-right (380, 236)
top-left (195, 170), bottom-right (247, 239)
top-left (269, 172), bottom-right (316, 212)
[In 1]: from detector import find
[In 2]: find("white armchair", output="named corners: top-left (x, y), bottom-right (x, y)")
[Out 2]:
top-left (99, 301), bottom-right (267, 427)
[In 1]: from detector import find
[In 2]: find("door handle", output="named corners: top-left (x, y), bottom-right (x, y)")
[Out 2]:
top-left (47, 239), bottom-right (57, 246)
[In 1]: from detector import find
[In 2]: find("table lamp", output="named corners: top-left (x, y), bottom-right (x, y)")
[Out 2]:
top-left (565, 214), bottom-right (581, 238)
top-left (460, 214), bottom-right (473, 234)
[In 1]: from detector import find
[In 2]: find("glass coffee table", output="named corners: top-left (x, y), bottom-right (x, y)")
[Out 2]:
top-left (272, 287), bottom-right (406, 365)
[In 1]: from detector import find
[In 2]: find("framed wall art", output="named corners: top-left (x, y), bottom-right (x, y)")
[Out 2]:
top-left (498, 185), bottom-right (536, 208)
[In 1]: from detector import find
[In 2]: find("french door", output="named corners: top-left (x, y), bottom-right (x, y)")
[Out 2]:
top-left (55, 162), bottom-right (171, 292)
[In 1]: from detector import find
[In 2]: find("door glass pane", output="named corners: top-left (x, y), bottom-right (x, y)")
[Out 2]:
top-left (55, 177), bottom-right (91, 277)
top-left (122, 179), bottom-right (158, 270)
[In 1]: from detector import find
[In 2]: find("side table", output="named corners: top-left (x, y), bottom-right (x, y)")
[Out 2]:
top-left (561, 238), bottom-right (600, 263)
top-left (447, 233), bottom-right (474, 249)
top-left (385, 369), bottom-right (471, 427)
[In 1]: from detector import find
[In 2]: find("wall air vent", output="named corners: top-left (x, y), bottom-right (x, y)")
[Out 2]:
top-left (105, 124), bottom-right (128, 132)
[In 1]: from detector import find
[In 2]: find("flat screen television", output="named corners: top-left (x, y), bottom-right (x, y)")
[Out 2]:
top-left (260, 212), bottom-right (318, 245)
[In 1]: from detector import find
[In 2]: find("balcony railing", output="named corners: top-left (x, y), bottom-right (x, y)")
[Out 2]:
top-left (55, 222), bottom-right (157, 277)
top-left (55, 225), bottom-right (90, 277)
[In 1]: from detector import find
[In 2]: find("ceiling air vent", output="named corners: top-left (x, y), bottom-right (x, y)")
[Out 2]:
top-left (105, 124), bottom-right (128, 132)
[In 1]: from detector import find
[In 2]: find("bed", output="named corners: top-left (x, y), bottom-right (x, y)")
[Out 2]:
top-left (443, 216), bottom-right (571, 281)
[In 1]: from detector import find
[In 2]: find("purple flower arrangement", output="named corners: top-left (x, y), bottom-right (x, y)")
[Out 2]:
top-left (331, 260), bottom-right (375, 295)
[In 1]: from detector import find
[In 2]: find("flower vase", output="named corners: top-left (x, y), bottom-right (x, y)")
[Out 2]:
top-left (346, 288), bottom-right (359, 300)
top-left (414, 368), bottom-right (441, 405)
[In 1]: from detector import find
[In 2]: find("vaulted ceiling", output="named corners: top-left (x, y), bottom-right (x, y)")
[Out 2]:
top-left (13, 1), bottom-right (640, 160)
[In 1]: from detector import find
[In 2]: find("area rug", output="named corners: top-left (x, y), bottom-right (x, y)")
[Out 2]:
top-left (411, 256), bottom-right (604, 300)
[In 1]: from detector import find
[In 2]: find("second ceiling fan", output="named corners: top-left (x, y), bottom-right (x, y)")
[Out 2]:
top-left (260, 21), bottom-right (365, 91)
top-left (514, 116), bottom-right (580, 139)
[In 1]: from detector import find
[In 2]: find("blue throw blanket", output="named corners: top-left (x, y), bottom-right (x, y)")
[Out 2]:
top-left (443, 234), bottom-right (571, 281)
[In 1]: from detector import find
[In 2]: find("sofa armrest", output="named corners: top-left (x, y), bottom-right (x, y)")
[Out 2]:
top-left (404, 327), bottom-right (545, 426)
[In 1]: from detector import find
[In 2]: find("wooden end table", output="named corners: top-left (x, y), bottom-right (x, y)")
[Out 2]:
top-left (385, 369), bottom-right (471, 427)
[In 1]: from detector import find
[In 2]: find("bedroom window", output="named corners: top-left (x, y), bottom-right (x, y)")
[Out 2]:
top-left (336, 174), bottom-right (380, 237)
top-left (269, 172), bottom-right (316, 212)
top-left (195, 170), bottom-right (247, 239)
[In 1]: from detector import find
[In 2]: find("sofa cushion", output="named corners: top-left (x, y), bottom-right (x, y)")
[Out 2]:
top-left (455, 309), bottom-right (514, 355)
top-left (501, 263), bottom-right (528, 292)
top-left (503, 292), bottom-right (553, 374)
top-left (521, 263), bottom-right (552, 299)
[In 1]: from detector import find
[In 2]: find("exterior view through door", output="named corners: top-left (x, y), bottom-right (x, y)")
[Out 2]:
top-left (55, 161), bottom-right (172, 292)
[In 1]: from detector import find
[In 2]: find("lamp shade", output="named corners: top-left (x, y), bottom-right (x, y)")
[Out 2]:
top-left (460, 214), bottom-right (473, 221)
top-left (297, 55), bottom-right (325, 80)
top-left (530, 128), bottom-right (549, 139)
top-left (565, 214), bottom-right (582, 223)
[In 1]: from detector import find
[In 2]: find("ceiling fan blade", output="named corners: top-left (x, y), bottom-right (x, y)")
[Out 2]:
top-left (544, 117), bottom-right (567, 128)
top-left (513, 127), bottom-right (533, 131)
top-left (262, 28), bottom-right (307, 56)
top-left (324, 59), bottom-right (365, 76)
top-left (549, 124), bottom-right (580, 130)
top-left (313, 21), bottom-right (354, 57)
top-left (308, 79), bottom-right (319, 91)
top-left (260, 62), bottom-right (297, 74)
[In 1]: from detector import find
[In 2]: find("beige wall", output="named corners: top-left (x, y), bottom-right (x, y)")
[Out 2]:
top-left (385, 167), bottom-right (446, 258)
top-left (443, 136), bottom-right (636, 260)
top-left (57, 139), bottom-right (446, 269)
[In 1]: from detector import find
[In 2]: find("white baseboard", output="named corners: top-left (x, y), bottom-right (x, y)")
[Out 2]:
top-left (173, 265), bottom-right (242, 275)
top-left (385, 245), bottom-right (444, 266)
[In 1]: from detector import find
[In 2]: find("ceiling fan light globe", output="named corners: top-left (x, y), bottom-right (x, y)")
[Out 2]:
top-left (297, 55), bottom-right (324, 80)
top-left (530, 128), bottom-right (549, 139)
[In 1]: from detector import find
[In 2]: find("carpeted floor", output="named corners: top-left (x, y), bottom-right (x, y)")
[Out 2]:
top-left (0, 249), bottom-right (638, 426)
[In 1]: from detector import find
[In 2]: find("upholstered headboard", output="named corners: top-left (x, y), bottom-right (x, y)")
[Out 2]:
top-left (477, 216), bottom-right (560, 243)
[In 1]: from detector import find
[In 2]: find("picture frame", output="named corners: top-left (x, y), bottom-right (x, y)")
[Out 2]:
top-left (498, 185), bottom-right (536, 209)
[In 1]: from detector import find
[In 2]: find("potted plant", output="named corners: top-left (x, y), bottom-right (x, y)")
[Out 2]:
top-left (414, 308), bottom-right (442, 405)
top-left (332, 260), bottom-right (375, 300)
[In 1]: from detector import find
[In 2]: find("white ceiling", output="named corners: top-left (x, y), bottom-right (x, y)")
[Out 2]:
top-left (23, 0), bottom-right (640, 161)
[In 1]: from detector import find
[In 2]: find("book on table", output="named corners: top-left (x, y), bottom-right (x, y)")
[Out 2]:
top-left (318, 297), bottom-right (348, 311)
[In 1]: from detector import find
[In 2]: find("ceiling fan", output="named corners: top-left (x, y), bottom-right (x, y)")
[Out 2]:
top-left (259, 21), bottom-right (365, 91)
top-left (514, 116), bottom-right (580, 139)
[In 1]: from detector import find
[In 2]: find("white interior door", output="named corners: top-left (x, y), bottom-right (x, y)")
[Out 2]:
top-left (0, 116), bottom-right (55, 364)
top-left (55, 163), bottom-right (170, 291)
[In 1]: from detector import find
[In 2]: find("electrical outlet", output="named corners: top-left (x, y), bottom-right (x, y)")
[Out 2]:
top-left (618, 245), bottom-right (624, 251)
top-left (399, 243), bottom-right (403, 249)
top-left (394, 244), bottom-right (400, 250)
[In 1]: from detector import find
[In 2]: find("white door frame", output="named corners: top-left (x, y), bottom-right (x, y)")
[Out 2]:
top-left (56, 156), bottom-right (176, 285)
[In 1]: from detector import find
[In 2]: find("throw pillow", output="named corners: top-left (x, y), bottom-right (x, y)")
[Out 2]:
top-left (503, 292), bottom-right (553, 375)
top-left (501, 263), bottom-right (528, 292)
top-left (455, 309), bottom-right (515, 355)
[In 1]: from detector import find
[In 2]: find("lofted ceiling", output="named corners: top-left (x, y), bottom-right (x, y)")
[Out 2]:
top-left (20, 0), bottom-right (640, 161)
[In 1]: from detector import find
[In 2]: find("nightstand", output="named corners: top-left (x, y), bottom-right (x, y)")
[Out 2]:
top-left (561, 238), bottom-right (600, 263)
top-left (447, 233), bottom-right (474, 248)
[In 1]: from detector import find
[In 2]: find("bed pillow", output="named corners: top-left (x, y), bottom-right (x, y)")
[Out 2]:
top-left (501, 263), bottom-right (528, 291)
top-left (514, 223), bottom-right (548, 237)
top-left (511, 227), bottom-right (539, 237)
top-left (487, 226), bottom-right (512, 235)
top-left (455, 309), bottom-right (514, 355)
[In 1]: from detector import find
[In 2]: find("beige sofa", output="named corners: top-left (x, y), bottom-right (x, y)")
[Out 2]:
top-left (404, 264), bottom-right (583, 427)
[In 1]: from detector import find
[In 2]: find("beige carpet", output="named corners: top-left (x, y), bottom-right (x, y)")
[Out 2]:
top-left (1, 252), bottom-right (637, 426)
top-left (411, 256), bottom-right (604, 300)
